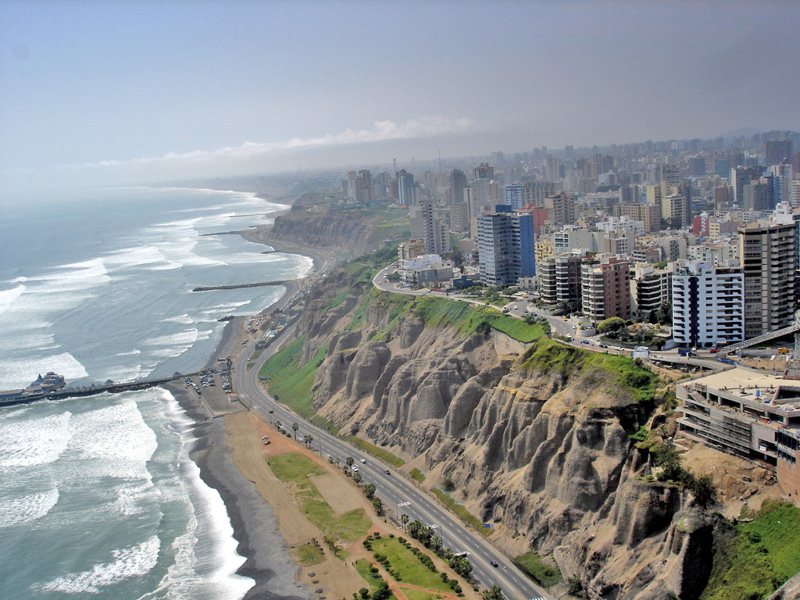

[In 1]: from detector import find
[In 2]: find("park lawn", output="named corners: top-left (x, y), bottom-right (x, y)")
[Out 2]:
top-left (268, 453), bottom-right (371, 543)
top-left (370, 537), bottom-right (453, 593)
top-left (296, 542), bottom-right (325, 565)
top-left (354, 559), bottom-right (395, 599)
top-left (402, 589), bottom-right (444, 600)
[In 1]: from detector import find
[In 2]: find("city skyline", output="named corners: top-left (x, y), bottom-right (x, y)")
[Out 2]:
top-left (1, 0), bottom-right (799, 194)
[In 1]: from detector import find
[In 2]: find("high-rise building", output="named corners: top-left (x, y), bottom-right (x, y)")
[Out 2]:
top-left (581, 257), bottom-right (632, 323)
top-left (477, 206), bottom-right (536, 287)
top-left (448, 169), bottom-right (467, 208)
top-left (614, 202), bottom-right (661, 233)
top-left (504, 184), bottom-right (524, 210)
top-left (545, 192), bottom-right (576, 226)
top-left (688, 156), bottom-right (706, 177)
top-left (766, 140), bottom-right (793, 167)
top-left (739, 221), bottom-right (796, 338)
top-left (410, 199), bottom-right (448, 255)
top-left (472, 162), bottom-right (494, 181)
top-left (347, 170), bottom-right (374, 205)
top-left (538, 256), bottom-right (583, 307)
top-left (660, 163), bottom-right (680, 188)
top-left (672, 261), bottom-right (744, 348)
top-left (521, 181), bottom-right (555, 207)
top-left (397, 170), bottom-right (415, 206)
top-left (631, 265), bottom-right (672, 320)
top-left (730, 166), bottom-right (764, 204)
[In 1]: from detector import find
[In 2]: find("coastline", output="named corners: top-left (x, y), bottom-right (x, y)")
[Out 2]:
top-left (165, 380), bottom-right (308, 600)
top-left (165, 209), bottom-right (338, 599)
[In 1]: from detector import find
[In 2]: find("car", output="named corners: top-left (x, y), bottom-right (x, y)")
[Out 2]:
top-left (581, 340), bottom-right (590, 344)
top-left (598, 343), bottom-right (608, 348)
top-left (351, 465), bottom-right (359, 472)
top-left (261, 435), bottom-right (269, 440)
top-left (360, 458), bottom-right (366, 463)
top-left (263, 440), bottom-right (270, 446)
top-left (490, 560), bottom-right (499, 568)
top-left (709, 348), bottom-right (719, 353)
top-left (513, 305), bottom-right (518, 310)
top-left (384, 469), bottom-right (390, 475)
top-left (268, 409), bottom-right (274, 414)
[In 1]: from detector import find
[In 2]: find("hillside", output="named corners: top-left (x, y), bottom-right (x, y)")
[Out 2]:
top-left (256, 205), bottom-right (800, 600)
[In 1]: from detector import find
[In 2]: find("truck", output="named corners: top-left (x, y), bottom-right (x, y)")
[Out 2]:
top-left (678, 348), bottom-right (694, 357)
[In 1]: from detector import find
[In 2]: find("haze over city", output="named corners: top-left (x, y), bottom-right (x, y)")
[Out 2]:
top-left (1, 0), bottom-right (799, 195)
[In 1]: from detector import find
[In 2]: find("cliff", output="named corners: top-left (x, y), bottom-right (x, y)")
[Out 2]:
top-left (273, 261), bottom-right (724, 600)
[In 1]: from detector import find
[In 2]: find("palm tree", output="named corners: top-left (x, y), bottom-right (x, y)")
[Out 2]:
top-left (291, 422), bottom-right (299, 439)
top-left (303, 434), bottom-right (313, 447)
top-left (346, 456), bottom-right (354, 467)
top-left (353, 471), bottom-right (362, 485)
top-left (401, 513), bottom-right (409, 531)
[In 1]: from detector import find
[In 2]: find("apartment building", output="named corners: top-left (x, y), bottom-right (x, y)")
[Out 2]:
top-left (581, 257), bottom-right (632, 323)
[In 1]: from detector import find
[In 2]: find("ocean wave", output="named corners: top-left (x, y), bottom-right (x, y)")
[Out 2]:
top-left (0, 486), bottom-right (59, 528)
top-left (0, 411), bottom-right (72, 470)
top-left (32, 535), bottom-right (161, 594)
top-left (0, 283), bottom-right (26, 317)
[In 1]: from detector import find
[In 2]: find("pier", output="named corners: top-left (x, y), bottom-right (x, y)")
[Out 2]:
top-left (0, 374), bottom-right (183, 408)
top-left (192, 279), bottom-right (296, 292)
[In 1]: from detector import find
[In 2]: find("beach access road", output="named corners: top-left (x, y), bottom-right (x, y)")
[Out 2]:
top-left (232, 322), bottom-right (553, 600)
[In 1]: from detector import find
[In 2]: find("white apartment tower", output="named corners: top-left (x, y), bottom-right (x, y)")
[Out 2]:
top-left (672, 261), bottom-right (744, 349)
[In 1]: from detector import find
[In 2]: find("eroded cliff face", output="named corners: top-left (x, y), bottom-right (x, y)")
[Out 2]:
top-left (293, 269), bottom-right (714, 600)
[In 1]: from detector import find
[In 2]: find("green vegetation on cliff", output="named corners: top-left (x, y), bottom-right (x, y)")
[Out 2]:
top-left (521, 337), bottom-right (658, 402)
top-left (513, 551), bottom-right (562, 587)
top-left (258, 334), bottom-right (328, 419)
top-left (702, 500), bottom-right (800, 600)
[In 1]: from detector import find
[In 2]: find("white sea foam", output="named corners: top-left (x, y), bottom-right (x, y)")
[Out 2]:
top-left (33, 536), bottom-right (161, 594)
top-left (111, 480), bottom-right (156, 516)
top-left (0, 411), bottom-right (72, 470)
top-left (0, 486), bottom-right (59, 528)
top-left (69, 400), bottom-right (157, 476)
top-left (162, 313), bottom-right (193, 325)
top-left (0, 283), bottom-right (26, 316)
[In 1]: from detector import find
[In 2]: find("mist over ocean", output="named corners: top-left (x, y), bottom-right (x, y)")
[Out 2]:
top-left (0, 187), bottom-right (311, 598)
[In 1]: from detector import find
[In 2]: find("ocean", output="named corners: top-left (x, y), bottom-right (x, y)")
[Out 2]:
top-left (0, 187), bottom-right (311, 598)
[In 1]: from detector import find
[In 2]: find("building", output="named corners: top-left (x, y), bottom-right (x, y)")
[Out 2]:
top-left (399, 255), bottom-right (454, 288)
top-left (545, 192), bottom-right (576, 226)
top-left (677, 368), bottom-right (800, 500)
top-left (448, 169), bottom-right (467, 208)
top-left (472, 162), bottom-right (494, 181)
top-left (671, 261), bottom-right (744, 348)
top-left (739, 221), bottom-right (796, 338)
top-left (614, 202), bottom-right (661, 233)
top-left (631, 265), bottom-right (672, 320)
top-left (766, 140), bottom-right (793, 167)
top-left (538, 256), bottom-right (583, 307)
top-left (398, 240), bottom-right (425, 261)
top-left (410, 199), bottom-right (448, 255)
top-left (397, 170), bottom-right (416, 206)
top-left (477, 206), bottom-right (536, 287)
top-left (581, 257), bottom-right (632, 323)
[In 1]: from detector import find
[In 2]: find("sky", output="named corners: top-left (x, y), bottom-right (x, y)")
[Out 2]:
top-left (1, 0), bottom-right (799, 194)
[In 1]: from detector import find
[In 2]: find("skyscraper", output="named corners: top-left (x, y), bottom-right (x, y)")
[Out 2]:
top-left (448, 169), bottom-right (467, 208)
top-left (477, 206), bottom-right (535, 287)
top-left (472, 162), bottom-right (494, 181)
top-left (397, 170), bottom-right (415, 206)
top-left (739, 221), bottom-right (796, 338)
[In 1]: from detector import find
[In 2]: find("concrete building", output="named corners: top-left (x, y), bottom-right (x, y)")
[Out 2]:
top-left (739, 221), bottom-right (796, 338)
top-left (614, 202), bottom-right (661, 233)
top-left (538, 256), bottom-right (583, 307)
top-left (671, 261), bottom-right (744, 348)
top-left (677, 368), bottom-right (800, 500)
top-left (545, 192), bottom-right (576, 227)
top-left (766, 140), bottom-right (793, 167)
top-left (581, 257), bottom-right (632, 323)
top-left (631, 264), bottom-right (672, 320)
top-left (477, 206), bottom-right (536, 287)
top-left (397, 170), bottom-right (416, 206)
top-left (448, 169), bottom-right (467, 208)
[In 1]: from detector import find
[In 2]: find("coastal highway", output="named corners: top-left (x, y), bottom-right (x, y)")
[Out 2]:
top-left (232, 323), bottom-right (551, 600)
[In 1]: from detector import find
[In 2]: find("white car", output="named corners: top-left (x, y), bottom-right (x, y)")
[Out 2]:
top-left (351, 465), bottom-right (359, 472)
top-left (360, 458), bottom-right (366, 463)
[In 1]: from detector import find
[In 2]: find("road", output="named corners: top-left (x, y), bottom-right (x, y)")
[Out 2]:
top-left (232, 321), bottom-right (551, 600)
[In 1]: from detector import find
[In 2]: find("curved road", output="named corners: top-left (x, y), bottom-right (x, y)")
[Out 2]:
top-left (233, 321), bottom-right (550, 600)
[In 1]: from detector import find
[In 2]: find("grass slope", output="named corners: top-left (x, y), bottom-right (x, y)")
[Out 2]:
top-left (258, 335), bottom-right (328, 418)
top-left (522, 337), bottom-right (658, 403)
top-left (370, 537), bottom-right (454, 593)
top-left (702, 501), bottom-right (800, 600)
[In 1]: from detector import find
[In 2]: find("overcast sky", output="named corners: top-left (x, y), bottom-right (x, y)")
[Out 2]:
top-left (1, 0), bottom-right (799, 193)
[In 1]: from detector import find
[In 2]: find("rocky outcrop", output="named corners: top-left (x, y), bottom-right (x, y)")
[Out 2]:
top-left (288, 266), bottom-right (716, 600)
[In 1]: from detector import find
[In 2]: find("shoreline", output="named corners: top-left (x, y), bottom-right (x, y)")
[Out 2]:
top-left (168, 204), bottom-right (338, 599)
top-left (166, 380), bottom-right (308, 600)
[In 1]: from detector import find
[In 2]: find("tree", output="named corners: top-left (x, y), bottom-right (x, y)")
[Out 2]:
top-left (346, 456), bottom-right (355, 467)
top-left (690, 473), bottom-right (718, 508)
top-left (274, 420), bottom-right (282, 430)
top-left (363, 484), bottom-right (376, 500)
top-left (401, 513), bottom-right (409, 531)
top-left (353, 471), bottom-right (362, 485)
top-left (482, 585), bottom-right (504, 600)
top-left (372, 497), bottom-right (384, 516)
top-left (359, 588), bottom-right (370, 600)
top-left (597, 317), bottom-right (626, 334)
top-left (291, 422), bottom-right (299, 439)
top-left (303, 434), bottom-right (313, 447)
